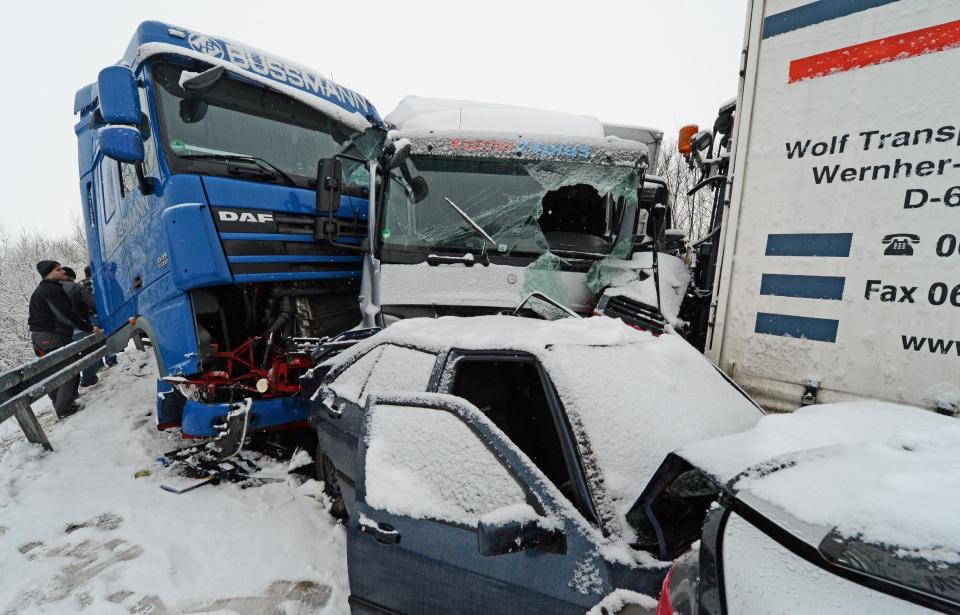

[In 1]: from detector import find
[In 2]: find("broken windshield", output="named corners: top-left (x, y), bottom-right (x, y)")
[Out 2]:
top-left (380, 156), bottom-right (645, 262)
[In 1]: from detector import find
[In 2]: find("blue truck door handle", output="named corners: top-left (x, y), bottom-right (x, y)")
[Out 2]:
top-left (131, 275), bottom-right (143, 291)
top-left (359, 520), bottom-right (401, 545)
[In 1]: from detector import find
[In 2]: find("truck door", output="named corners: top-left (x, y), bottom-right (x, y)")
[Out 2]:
top-left (348, 393), bottom-right (608, 615)
top-left (94, 156), bottom-right (125, 318)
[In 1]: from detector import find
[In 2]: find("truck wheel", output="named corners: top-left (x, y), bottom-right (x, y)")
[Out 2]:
top-left (315, 446), bottom-right (348, 521)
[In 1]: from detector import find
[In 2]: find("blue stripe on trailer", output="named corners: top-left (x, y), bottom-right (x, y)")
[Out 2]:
top-left (765, 233), bottom-right (852, 257)
top-left (763, 0), bottom-right (900, 39)
top-left (227, 255), bottom-right (363, 264)
top-left (755, 312), bottom-right (839, 343)
top-left (760, 274), bottom-right (845, 300)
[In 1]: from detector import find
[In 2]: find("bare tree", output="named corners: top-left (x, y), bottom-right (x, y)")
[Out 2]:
top-left (654, 139), bottom-right (714, 243)
top-left (0, 223), bottom-right (89, 372)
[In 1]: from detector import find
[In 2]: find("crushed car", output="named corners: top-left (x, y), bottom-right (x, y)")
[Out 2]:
top-left (652, 401), bottom-right (960, 614)
top-left (302, 315), bottom-right (762, 614)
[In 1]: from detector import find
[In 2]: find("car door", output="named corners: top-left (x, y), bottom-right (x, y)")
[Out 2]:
top-left (348, 392), bottom-right (611, 615)
top-left (318, 344), bottom-right (438, 501)
top-left (438, 349), bottom-right (601, 526)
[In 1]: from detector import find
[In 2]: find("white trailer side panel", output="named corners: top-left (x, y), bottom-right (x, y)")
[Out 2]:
top-left (708, 0), bottom-right (960, 412)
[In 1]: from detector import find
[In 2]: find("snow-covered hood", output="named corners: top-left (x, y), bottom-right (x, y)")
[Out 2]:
top-left (678, 402), bottom-right (960, 559)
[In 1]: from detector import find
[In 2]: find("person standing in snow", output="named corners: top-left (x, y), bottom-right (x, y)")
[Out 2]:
top-left (80, 265), bottom-right (117, 368)
top-left (62, 266), bottom-right (100, 387)
top-left (28, 260), bottom-right (99, 418)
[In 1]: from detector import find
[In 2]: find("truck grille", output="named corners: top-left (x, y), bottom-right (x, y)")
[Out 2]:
top-left (601, 295), bottom-right (666, 334)
top-left (212, 208), bottom-right (366, 280)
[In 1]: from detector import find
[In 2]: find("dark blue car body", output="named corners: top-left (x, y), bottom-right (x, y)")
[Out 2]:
top-left (306, 316), bottom-right (763, 614)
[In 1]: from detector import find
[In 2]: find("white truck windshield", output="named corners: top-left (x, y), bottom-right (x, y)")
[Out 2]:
top-left (381, 156), bottom-right (644, 261)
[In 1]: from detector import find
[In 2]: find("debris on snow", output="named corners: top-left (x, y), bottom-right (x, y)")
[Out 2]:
top-left (0, 348), bottom-right (351, 614)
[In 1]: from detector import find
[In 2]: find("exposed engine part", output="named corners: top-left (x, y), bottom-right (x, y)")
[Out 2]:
top-left (182, 281), bottom-right (361, 404)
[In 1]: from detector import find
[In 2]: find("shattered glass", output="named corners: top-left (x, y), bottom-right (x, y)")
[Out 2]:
top-left (385, 157), bottom-right (642, 254)
top-left (381, 156), bottom-right (648, 302)
top-left (521, 251), bottom-right (569, 306)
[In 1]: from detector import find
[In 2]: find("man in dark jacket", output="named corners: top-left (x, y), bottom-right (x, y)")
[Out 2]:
top-left (28, 260), bottom-right (99, 418)
top-left (62, 267), bottom-right (99, 387)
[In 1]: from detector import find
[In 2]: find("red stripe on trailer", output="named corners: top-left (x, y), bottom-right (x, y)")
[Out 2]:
top-left (789, 19), bottom-right (960, 83)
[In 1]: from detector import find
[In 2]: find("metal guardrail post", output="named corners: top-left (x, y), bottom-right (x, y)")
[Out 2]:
top-left (0, 333), bottom-right (107, 451)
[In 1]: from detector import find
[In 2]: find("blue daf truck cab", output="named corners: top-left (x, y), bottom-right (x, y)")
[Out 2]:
top-left (73, 21), bottom-right (384, 436)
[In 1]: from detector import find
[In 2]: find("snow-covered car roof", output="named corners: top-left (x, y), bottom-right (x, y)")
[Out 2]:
top-left (680, 402), bottom-right (960, 560)
top-left (327, 316), bottom-right (762, 538)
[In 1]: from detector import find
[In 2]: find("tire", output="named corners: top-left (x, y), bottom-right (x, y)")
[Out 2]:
top-left (315, 444), bottom-right (348, 521)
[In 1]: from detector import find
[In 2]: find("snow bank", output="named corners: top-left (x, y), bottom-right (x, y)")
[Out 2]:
top-left (0, 348), bottom-right (350, 614)
top-left (386, 95), bottom-right (604, 137)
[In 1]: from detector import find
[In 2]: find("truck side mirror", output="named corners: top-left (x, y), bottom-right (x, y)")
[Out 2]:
top-left (316, 157), bottom-right (343, 213)
top-left (97, 66), bottom-right (141, 125)
top-left (409, 175), bottom-right (429, 203)
top-left (381, 138), bottom-right (412, 170)
top-left (97, 126), bottom-right (144, 163)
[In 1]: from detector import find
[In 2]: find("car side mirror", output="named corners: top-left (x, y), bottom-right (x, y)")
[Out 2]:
top-left (316, 157), bottom-right (343, 213)
top-left (97, 66), bottom-right (141, 125)
top-left (477, 508), bottom-right (565, 556)
top-left (97, 126), bottom-right (144, 163)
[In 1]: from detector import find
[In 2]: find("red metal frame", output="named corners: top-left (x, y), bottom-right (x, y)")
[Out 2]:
top-left (184, 336), bottom-right (314, 398)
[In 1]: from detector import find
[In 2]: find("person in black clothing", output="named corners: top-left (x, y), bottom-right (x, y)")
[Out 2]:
top-left (62, 267), bottom-right (100, 387)
top-left (28, 260), bottom-right (99, 418)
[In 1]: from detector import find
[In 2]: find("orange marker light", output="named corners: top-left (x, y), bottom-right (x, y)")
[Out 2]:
top-left (678, 124), bottom-right (698, 158)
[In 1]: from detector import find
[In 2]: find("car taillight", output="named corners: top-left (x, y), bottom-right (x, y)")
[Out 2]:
top-left (656, 566), bottom-right (674, 615)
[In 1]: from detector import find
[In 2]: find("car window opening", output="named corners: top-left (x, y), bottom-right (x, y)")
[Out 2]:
top-left (452, 359), bottom-right (584, 514)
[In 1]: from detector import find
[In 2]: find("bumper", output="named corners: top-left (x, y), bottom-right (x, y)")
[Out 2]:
top-left (181, 396), bottom-right (308, 437)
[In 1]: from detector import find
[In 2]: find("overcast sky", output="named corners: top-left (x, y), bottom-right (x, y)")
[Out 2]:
top-left (0, 0), bottom-right (747, 236)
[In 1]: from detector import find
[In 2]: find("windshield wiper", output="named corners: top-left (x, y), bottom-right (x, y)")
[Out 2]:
top-left (442, 197), bottom-right (499, 250)
top-left (426, 252), bottom-right (489, 267)
top-left (179, 154), bottom-right (297, 186)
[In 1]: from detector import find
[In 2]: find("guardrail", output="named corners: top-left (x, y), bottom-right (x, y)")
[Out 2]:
top-left (0, 333), bottom-right (107, 451)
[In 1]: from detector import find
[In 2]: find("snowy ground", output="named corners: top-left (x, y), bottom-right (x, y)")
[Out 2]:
top-left (0, 347), bottom-right (351, 615)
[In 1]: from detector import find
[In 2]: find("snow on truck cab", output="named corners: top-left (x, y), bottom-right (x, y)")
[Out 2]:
top-left (357, 96), bottom-right (687, 326)
top-left (73, 21), bottom-right (384, 436)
